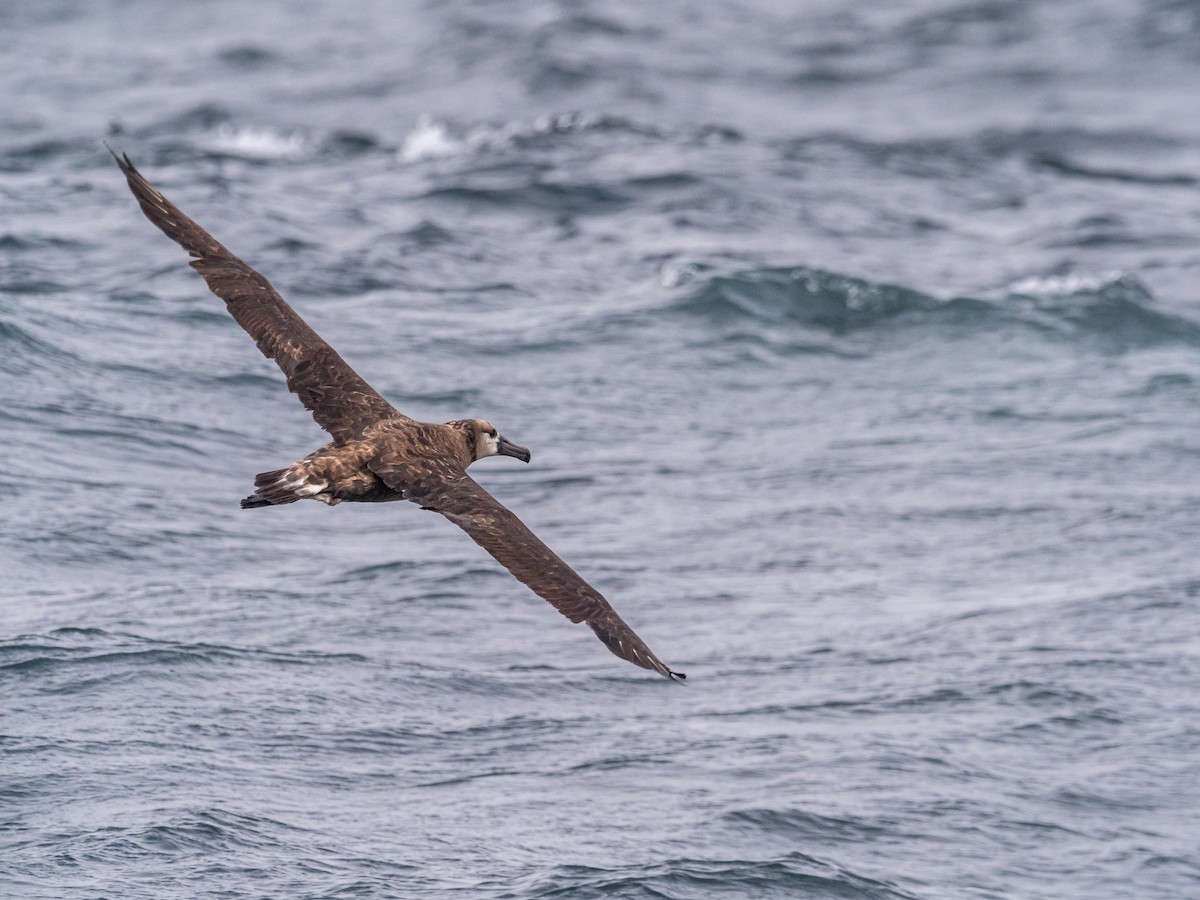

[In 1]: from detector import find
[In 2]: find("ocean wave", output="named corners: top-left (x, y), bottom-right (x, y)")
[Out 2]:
top-left (1004, 271), bottom-right (1200, 349)
top-left (1032, 153), bottom-right (1197, 187)
top-left (423, 180), bottom-right (630, 215)
top-left (118, 809), bottom-right (300, 853)
top-left (133, 101), bottom-right (234, 141)
top-left (113, 104), bottom-right (314, 164)
top-left (722, 807), bottom-right (889, 843)
top-left (399, 115), bottom-right (470, 163)
top-left (671, 266), bottom-right (942, 333)
top-left (0, 317), bottom-right (83, 375)
top-left (0, 137), bottom-right (84, 171)
top-left (777, 126), bottom-right (1198, 210)
top-left (0, 233), bottom-right (87, 252)
top-left (0, 628), bottom-right (366, 680)
top-left (111, 106), bottom-right (648, 171)
top-left (663, 264), bottom-right (1200, 352)
top-left (399, 111), bottom-right (646, 163)
top-left (205, 123), bottom-right (307, 160)
top-left (104, 106), bottom-right (372, 169)
top-left (214, 44), bottom-right (280, 71)
top-left (513, 854), bottom-right (919, 899)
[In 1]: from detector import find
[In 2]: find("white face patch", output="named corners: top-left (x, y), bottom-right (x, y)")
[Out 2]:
top-left (478, 430), bottom-right (500, 459)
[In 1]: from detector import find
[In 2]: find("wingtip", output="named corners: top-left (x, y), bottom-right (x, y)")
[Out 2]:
top-left (103, 140), bottom-right (137, 176)
top-left (667, 669), bottom-right (687, 683)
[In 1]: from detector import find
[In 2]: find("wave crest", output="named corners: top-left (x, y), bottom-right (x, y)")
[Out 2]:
top-left (666, 264), bottom-right (1200, 352)
top-left (676, 266), bottom-right (940, 334)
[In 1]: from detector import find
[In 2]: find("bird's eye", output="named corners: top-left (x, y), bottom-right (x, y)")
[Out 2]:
top-left (488, 429), bottom-right (498, 438)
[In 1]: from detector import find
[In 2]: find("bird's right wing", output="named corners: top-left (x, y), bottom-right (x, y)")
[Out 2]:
top-left (370, 454), bottom-right (684, 680)
top-left (112, 149), bottom-right (412, 444)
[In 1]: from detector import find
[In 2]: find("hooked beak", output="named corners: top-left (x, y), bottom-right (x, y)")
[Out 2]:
top-left (497, 436), bottom-right (532, 463)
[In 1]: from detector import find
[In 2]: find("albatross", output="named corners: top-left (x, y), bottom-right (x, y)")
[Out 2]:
top-left (110, 149), bottom-right (683, 681)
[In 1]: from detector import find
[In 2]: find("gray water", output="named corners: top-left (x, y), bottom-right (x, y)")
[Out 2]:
top-left (4, 1), bottom-right (1200, 897)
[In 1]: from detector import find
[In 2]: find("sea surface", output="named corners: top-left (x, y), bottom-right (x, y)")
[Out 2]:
top-left (4, 1), bottom-right (1200, 897)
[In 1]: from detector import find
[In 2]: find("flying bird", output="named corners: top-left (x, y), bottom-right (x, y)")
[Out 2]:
top-left (110, 148), bottom-right (683, 681)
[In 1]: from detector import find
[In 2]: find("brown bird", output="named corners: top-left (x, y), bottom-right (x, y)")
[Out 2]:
top-left (110, 148), bottom-right (683, 681)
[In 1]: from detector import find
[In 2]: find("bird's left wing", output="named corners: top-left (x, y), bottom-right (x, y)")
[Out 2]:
top-left (370, 454), bottom-right (684, 680)
top-left (110, 148), bottom-right (412, 444)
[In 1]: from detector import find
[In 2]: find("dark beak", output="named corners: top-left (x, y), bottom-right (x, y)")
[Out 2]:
top-left (497, 436), bottom-right (531, 463)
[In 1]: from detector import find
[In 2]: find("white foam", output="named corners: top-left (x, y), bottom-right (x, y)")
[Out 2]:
top-left (399, 115), bottom-right (467, 162)
top-left (659, 261), bottom-right (701, 288)
top-left (1009, 271), bottom-right (1126, 297)
top-left (208, 123), bottom-right (306, 159)
top-left (399, 112), bottom-right (605, 164)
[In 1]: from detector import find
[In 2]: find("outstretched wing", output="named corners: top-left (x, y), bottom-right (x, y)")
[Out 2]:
top-left (111, 149), bottom-right (412, 444)
top-left (370, 453), bottom-right (684, 680)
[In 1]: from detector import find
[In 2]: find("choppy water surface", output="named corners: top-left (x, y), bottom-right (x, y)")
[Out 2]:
top-left (4, 1), bottom-right (1200, 897)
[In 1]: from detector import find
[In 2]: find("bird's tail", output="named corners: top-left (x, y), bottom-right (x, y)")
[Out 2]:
top-left (241, 467), bottom-right (304, 509)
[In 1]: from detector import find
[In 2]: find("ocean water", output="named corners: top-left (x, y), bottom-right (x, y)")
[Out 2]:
top-left (4, 1), bottom-right (1200, 897)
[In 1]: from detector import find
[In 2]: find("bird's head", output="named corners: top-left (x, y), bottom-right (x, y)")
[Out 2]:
top-left (449, 419), bottom-right (532, 466)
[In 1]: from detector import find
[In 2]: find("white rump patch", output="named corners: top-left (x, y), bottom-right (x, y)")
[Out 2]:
top-left (277, 474), bottom-right (327, 498)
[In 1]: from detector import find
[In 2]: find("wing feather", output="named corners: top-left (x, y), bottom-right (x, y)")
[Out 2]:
top-left (371, 454), bottom-right (683, 680)
top-left (111, 149), bottom-right (411, 443)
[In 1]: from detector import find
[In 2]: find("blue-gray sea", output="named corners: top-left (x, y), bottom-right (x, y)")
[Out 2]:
top-left (4, 1), bottom-right (1200, 897)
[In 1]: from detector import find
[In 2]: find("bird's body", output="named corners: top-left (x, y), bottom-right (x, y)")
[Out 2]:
top-left (111, 149), bottom-right (683, 681)
top-left (241, 419), bottom-right (493, 509)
